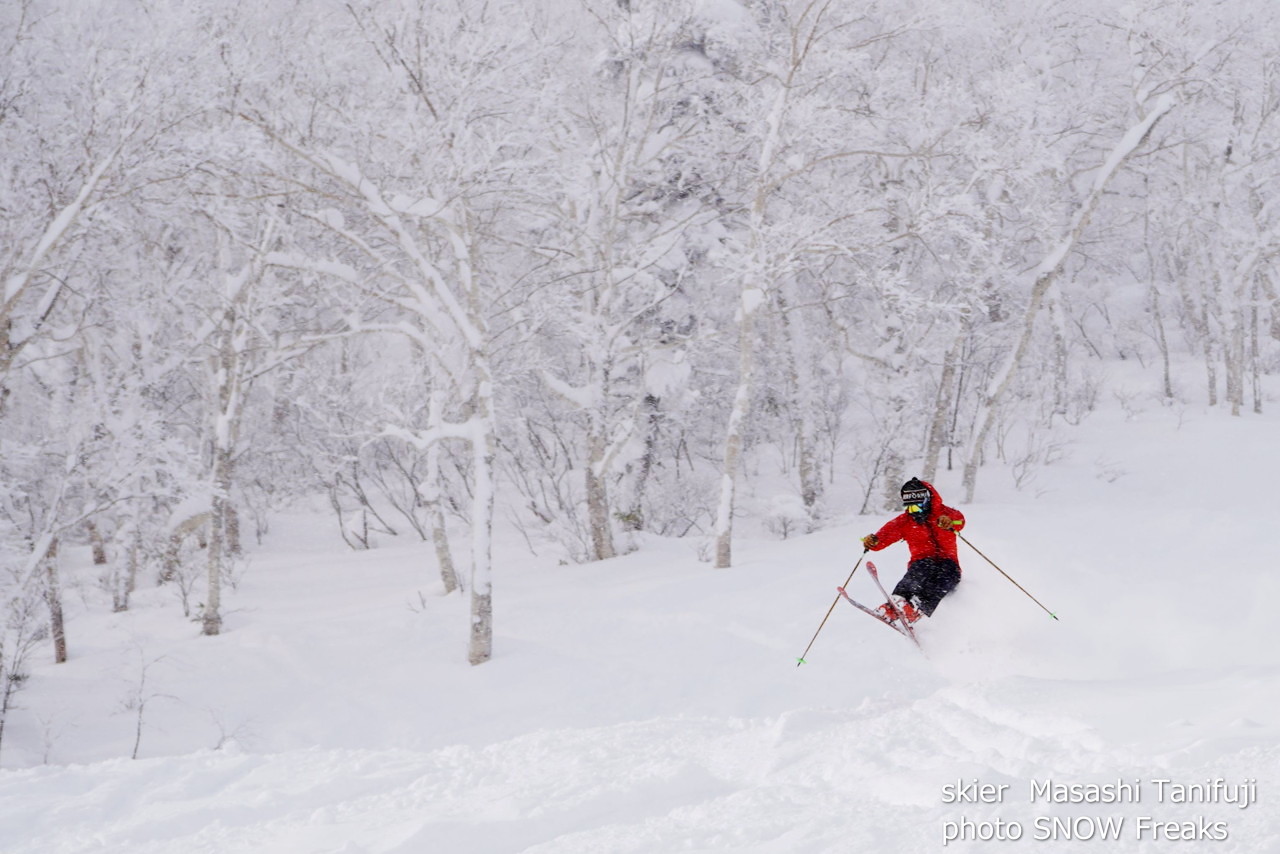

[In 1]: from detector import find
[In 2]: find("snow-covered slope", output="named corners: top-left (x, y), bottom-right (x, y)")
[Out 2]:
top-left (1, 400), bottom-right (1277, 853)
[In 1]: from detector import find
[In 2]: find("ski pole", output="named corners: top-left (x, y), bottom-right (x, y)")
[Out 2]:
top-left (796, 550), bottom-right (868, 666)
top-left (957, 532), bottom-right (1059, 620)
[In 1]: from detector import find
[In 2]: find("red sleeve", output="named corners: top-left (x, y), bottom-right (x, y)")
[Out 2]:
top-left (871, 514), bottom-right (909, 549)
top-left (942, 505), bottom-right (965, 531)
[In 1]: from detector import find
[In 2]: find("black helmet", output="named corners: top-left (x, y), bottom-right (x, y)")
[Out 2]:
top-left (901, 477), bottom-right (930, 519)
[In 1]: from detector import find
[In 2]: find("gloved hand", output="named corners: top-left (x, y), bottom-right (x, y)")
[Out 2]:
top-left (861, 534), bottom-right (878, 550)
top-left (937, 516), bottom-right (956, 530)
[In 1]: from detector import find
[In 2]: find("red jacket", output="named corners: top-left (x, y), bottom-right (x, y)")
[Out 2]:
top-left (867, 480), bottom-right (965, 566)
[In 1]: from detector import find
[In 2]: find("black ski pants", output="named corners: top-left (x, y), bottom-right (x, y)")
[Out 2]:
top-left (892, 557), bottom-right (961, 617)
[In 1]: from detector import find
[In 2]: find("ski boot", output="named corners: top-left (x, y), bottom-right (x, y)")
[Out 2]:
top-left (877, 595), bottom-right (922, 624)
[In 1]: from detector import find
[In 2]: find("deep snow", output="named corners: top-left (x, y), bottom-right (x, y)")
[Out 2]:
top-left (1, 395), bottom-right (1278, 853)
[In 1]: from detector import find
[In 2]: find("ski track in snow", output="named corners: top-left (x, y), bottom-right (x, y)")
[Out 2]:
top-left (1, 403), bottom-right (1278, 853)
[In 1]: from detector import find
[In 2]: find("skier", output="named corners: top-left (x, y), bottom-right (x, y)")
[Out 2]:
top-left (860, 477), bottom-right (965, 624)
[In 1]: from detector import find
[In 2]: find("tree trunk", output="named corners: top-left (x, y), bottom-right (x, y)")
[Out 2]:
top-left (882, 447), bottom-right (905, 513)
top-left (203, 444), bottom-right (233, 636)
top-left (203, 266), bottom-right (249, 636)
top-left (1143, 176), bottom-right (1175, 403)
top-left (226, 505), bottom-right (242, 558)
top-left (1049, 295), bottom-right (1070, 417)
top-left (425, 390), bottom-right (460, 594)
top-left (1204, 323), bottom-right (1219, 407)
top-left (43, 538), bottom-right (67, 664)
top-left (623, 394), bottom-right (660, 533)
top-left (1150, 284), bottom-right (1174, 402)
top-left (430, 503), bottom-right (460, 595)
top-left (714, 75), bottom-right (790, 569)
top-left (205, 319), bottom-right (240, 635)
top-left (86, 521), bottom-right (108, 565)
top-left (1226, 305), bottom-right (1245, 417)
top-left (585, 412), bottom-right (617, 561)
top-left (775, 291), bottom-right (821, 528)
top-left (112, 525), bottom-right (141, 613)
top-left (922, 331), bottom-right (964, 483)
top-left (1251, 294), bottom-right (1262, 414)
top-left (460, 202), bottom-right (495, 666)
top-left (467, 384), bottom-right (497, 666)
top-left (713, 289), bottom-right (762, 569)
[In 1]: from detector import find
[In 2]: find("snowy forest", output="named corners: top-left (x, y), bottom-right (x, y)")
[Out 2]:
top-left (2, 0), bottom-right (1278, 710)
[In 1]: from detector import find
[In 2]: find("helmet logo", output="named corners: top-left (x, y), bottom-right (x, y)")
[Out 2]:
top-left (902, 488), bottom-right (929, 508)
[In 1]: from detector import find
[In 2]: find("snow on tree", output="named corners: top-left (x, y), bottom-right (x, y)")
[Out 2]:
top-left (0, 0), bottom-right (1277, 688)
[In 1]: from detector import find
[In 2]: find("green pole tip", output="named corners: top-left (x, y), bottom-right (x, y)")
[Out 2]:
top-left (796, 658), bottom-right (806, 666)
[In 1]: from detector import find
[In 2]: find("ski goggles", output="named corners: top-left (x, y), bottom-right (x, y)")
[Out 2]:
top-left (902, 489), bottom-right (929, 514)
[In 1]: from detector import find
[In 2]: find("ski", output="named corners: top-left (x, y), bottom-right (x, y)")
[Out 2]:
top-left (866, 561), bottom-right (923, 650)
top-left (836, 586), bottom-right (911, 638)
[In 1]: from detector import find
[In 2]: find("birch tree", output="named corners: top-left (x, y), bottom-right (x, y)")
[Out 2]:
top-left (529, 0), bottom-right (728, 561)
top-left (252, 0), bottom-right (555, 663)
top-left (961, 92), bottom-right (1175, 500)
top-left (954, 0), bottom-right (1197, 501)
top-left (199, 234), bottom-right (264, 636)
top-left (0, 4), bottom-right (146, 399)
top-left (1149, 13), bottom-right (1280, 415)
top-left (712, 2), bottom-right (910, 567)
top-left (178, 191), bottom-right (326, 635)
top-left (266, 151), bottom-right (505, 663)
